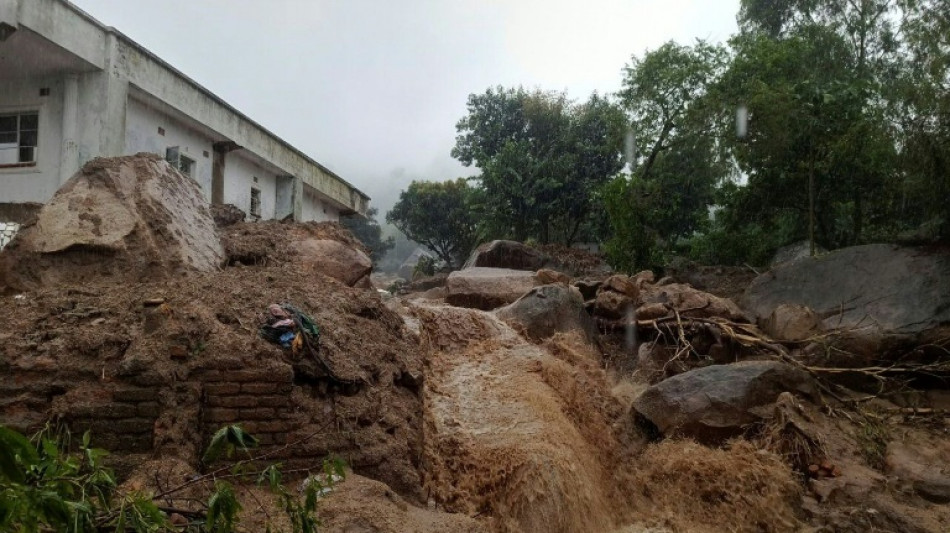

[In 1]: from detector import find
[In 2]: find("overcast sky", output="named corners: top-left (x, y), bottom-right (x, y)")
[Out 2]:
top-left (72, 0), bottom-right (740, 214)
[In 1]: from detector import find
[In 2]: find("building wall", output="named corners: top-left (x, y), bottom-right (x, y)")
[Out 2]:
top-left (300, 187), bottom-right (339, 222)
top-left (124, 97), bottom-right (213, 199)
top-left (0, 76), bottom-right (65, 203)
top-left (225, 152), bottom-right (278, 220)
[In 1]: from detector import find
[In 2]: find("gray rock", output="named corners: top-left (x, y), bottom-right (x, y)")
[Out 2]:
top-left (742, 244), bottom-right (950, 362)
top-left (633, 361), bottom-right (817, 442)
top-left (445, 267), bottom-right (540, 310)
top-left (463, 240), bottom-right (557, 272)
top-left (771, 240), bottom-right (827, 266)
top-left (496, 284), bottom-right (595, 342)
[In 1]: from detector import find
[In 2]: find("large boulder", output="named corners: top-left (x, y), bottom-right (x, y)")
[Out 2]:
top-left (463, 240), bottom-right (556, 271)
top-left (0, 154), bottom-right (223, 290)
top-left (445, 267), bottom-right (540, 310)
top-left (742, 244), bottom-right (950, 361)
top-left (771, 240), bottom-right (827, 266)
top-left (296, 238), bottom-right (372, 287)
top-left (633, 361), bottom-right (817, 442)
top-left (496, 284), bottom-right (595, 342)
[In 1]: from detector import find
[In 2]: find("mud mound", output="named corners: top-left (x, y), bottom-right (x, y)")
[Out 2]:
top-left (0, 263), bottom-right (423, 497)
top-left (633, 440), bottom-right (802, 532)
top-left (220, 219), bottom-right (367, 266)
top-left (0, 154), bottom-right (223, 291)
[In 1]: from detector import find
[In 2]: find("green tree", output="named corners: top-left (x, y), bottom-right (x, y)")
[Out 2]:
top-left (452, 87), bottom-right (624, 244)
top-left (604, 41), bottom-right (730, 272)
top-left (386, 179), bottom-right (479, 267)
top-left (340, 207), bottom-right (395, 264)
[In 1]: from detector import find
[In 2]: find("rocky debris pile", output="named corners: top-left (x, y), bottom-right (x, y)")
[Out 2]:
top-left (742, 243), bottom-right (950, 364)
top-left (0, 154), bottom-right (224, 291)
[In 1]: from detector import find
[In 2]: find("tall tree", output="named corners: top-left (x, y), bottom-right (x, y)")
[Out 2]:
top-left (386, 179), bottom-right (479, 267)
top-left (452, 87), bottom-right (624, 244)
top-left (604, 41), bottom-right (730, 271)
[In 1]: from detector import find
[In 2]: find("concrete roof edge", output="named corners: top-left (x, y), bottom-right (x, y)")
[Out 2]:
top-left (58, 0), bottom-right (370, 202)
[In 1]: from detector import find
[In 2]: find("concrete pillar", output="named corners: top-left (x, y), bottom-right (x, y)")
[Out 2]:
top-left (291, 176), bottom-right (303, 221)
top-left (59, 73), bottom-right (79, 184)
top-left (211, 145), bottom-right (227, 205)
top-left (77, 33), bottom-right (127, 164)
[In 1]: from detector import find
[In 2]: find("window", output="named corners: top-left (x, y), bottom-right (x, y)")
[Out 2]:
top-left (179, 155), bottom-right (195, 177)
top-left (0, 112), bottom-right (38, 167)
top-left (165, 146), bottom-right (195, 177)
top-left (250, 187), bottom-right (261, 218)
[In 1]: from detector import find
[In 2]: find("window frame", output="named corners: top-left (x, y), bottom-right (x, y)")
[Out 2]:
top-left (0, 110), bottom-right (40, 169)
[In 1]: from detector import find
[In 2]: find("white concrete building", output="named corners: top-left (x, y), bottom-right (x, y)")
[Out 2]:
top-left (0, 0), bottom-right (368, 224)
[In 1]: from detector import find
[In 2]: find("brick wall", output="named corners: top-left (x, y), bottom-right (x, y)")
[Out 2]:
top-left (200, 368), bottom-right (296, 447)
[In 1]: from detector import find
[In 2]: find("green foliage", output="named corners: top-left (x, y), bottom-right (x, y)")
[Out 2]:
top-left (386, 178), bottom-right (479, 267)
top-left (452, 87), bottom-right (625, 244)
top-left (340, 207), bottom-right (395, 264)
top-left (413, 255), bottom-right (437, 278)
top-left (603, 41), bottom-right (729, 271)
top-left (0, 424), bottom-right (117, 533)
top-left (0, 423), bottom-right (344, 533)
top-left (203, 424), bottom-right (259, 463)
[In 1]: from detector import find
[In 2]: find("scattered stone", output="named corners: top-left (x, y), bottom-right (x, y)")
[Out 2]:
top-left (592, 290), bottom-right (633, 320)
top-left (445, 267), bottom-right (540, 310)
top-left (572, 279), bottom-right (601, 301)
top-left (885, 440), bottom-right (950, 504)
top-left (296, 238), bottom-right (372, 287)
top-left (633, 361), bottom-right (817, 441)
top-left (641, 283), bottom-right (748, 322)
top-left (600, 274), bottom-right (639, 299)
top-left (764, 304), bottom-right (823, 342)
top-left (536, 268), bottom-right (570, 285)
top-left (463, 240), bottom-right (557, 272)
top-left (496, 284), bottom-right (595, 342)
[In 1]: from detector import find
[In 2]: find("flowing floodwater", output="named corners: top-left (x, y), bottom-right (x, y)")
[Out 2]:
top-left (411, 302), bottom-right (637, 533)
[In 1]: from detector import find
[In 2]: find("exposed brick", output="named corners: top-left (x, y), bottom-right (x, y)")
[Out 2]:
top-left (241, 383), bottom-right (278, 395)
top-left (255, 433), bottom-right (274, 446)
top-left (117, 433), bottom-right (153, 452)
top-left (206, 395), bottom-right (259, 408)
top-left (204, 408), bottom-right (239, 423)
top-left (240, 408), bottom-right (275, 420)
top-left (204, 383), bottom-right (241, 396)
top-left (137, 402), bottom-right (162, 417)
top-left (242, 420), bottom-right (295, 434)
top-left (253, 395), bottom-right (290, 408)
top-left (68, 403), bottom-right (137, 419)
top-left (113, 387), bottom-right (159, 403)
top-left (87, 418), bottom-right (154, 435)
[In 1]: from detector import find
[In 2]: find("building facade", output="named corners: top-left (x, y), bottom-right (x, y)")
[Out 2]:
top-left (0, 0), bottom-right (368, 224)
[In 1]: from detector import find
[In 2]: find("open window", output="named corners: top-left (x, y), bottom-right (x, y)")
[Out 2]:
top-left (0, 112), bottom-right (38, 167)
